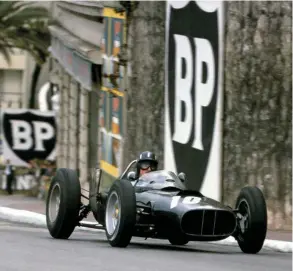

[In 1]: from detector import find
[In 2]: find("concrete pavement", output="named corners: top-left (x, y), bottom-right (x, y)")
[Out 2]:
top-left (0, 193), bottom-right (96, 222)
top-left (0, 222), bottom-right (291, 271)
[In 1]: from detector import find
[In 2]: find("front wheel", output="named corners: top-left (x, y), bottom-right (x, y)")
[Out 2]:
top-left (235, 186), bottom-right (267, 254)
top-left (46, 168), bottom-right (81, 239)
top-left (168, 235), bottom-right (189, 246)
top-left (105, 179), bottom-right (136, 247)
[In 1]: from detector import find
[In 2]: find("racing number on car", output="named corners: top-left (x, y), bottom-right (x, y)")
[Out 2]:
top-left (170, 196), bottom-right (201, 209)
top-left (182, 196), bottom-right (201, 204)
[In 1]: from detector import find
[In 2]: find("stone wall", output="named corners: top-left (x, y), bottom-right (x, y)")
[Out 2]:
top-left (122, 1), bottom-right (166, 168)
top-left (222, 1), bottom-right (292, 230)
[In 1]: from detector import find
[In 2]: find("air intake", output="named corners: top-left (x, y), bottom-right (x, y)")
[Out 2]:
top-left (181, 209), bottom-right (236, 236)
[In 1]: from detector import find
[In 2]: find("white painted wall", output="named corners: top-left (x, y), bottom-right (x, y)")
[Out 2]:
top-left (0, 49), bottom-right (26, 70)
top-left (2, 70), bottom-right (23, 92)
top-left (0, 69), bottom-right (23, 109)
top-left (0, 49), bottom-right (37, 110)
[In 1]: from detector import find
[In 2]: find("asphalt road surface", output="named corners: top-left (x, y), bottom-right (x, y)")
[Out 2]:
top-left (0, 221), bottom-right (291, 271)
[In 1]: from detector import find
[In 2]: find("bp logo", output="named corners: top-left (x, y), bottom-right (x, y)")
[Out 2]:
top-left (1, 109), bottom-right (57, 166)
top-left (164, 0), bottom-right (224, 200)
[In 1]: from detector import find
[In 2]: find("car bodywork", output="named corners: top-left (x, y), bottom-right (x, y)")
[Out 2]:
top-left (132, 170), bottom-right (237, 242)
top-left (84, 160), bottom-right (238, 243)
top-left (46, 159), bottom-right (267, 253)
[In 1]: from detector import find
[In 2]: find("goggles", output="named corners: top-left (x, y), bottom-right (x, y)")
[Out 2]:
top-left (139, 161), bottom-right (157, 170)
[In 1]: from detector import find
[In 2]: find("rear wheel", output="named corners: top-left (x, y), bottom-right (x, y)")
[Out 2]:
top-left (235, 186), bottom-right (267, 254)
top-left (105, 179), bottom-right (136, 247)
top-left (46, 168), bottom-right (81, 239)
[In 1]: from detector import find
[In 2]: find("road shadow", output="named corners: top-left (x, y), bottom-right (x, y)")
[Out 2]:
top-left (43, 235), bottom-right (238, 254)
top-left (128, 241), bottom-right (238, 254)
top-left (42, 232), bottom-right (290, 257)
top-left (42, 233), bottom-right (230, 253)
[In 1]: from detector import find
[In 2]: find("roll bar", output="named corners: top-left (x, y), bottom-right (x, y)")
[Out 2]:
top-left (120, 159), bottom-right (137, 179)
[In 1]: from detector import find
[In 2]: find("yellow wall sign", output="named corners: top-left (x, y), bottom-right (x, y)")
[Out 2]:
top-left (99, 7), bottom-right (126, 178)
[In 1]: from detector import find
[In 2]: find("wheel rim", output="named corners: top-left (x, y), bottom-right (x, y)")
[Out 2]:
top-left (105, 191), bottom-right (121, 236)
top-left (48, 183), bottom-right (61, 223)
top-left (237, 199), bottom-right (250, 240)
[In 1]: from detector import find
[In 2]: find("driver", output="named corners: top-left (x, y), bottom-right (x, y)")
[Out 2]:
top-left (136, 151), bottom-right (158, 177)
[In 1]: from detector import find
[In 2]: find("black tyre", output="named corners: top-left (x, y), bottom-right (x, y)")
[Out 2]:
top-left (105, 179), bottom-right (136, 247)
top-left (89, 168), bottom-right (104, 224)
top-left (235, 186), bottom-right (267, 254)
top-left (46, 168), bottom-right (81, 239)
top-left (168, 235), bottom-right (189, 246)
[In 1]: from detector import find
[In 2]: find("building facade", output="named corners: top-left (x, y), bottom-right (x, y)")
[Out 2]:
top-left (0, 49), bottom-right (32, 109)
top-left (48, 1), bottom-right (126, 192)
top-left (0, 1), bottom-right (51, 111)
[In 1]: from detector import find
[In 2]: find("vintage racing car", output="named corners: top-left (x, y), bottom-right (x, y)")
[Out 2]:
top-left (46, 159), bottom-right (267, 254)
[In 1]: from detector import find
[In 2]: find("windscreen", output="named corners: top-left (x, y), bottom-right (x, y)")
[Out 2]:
top-left (136, 170), bottom-right (186, 190)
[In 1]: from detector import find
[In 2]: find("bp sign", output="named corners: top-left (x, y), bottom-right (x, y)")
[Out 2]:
top-left (164, 0), bottom-right (224, 201)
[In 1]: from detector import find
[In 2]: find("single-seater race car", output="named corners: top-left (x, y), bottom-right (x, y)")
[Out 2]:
top-left (46, 159), bottom-right (267, 254)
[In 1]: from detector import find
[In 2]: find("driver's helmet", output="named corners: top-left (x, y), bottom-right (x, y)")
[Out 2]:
top-left (137, 151), bottom-right (158, 177)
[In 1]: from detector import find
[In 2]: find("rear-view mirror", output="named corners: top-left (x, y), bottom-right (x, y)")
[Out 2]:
top-left (127, 171), bottom-right (136, 181)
